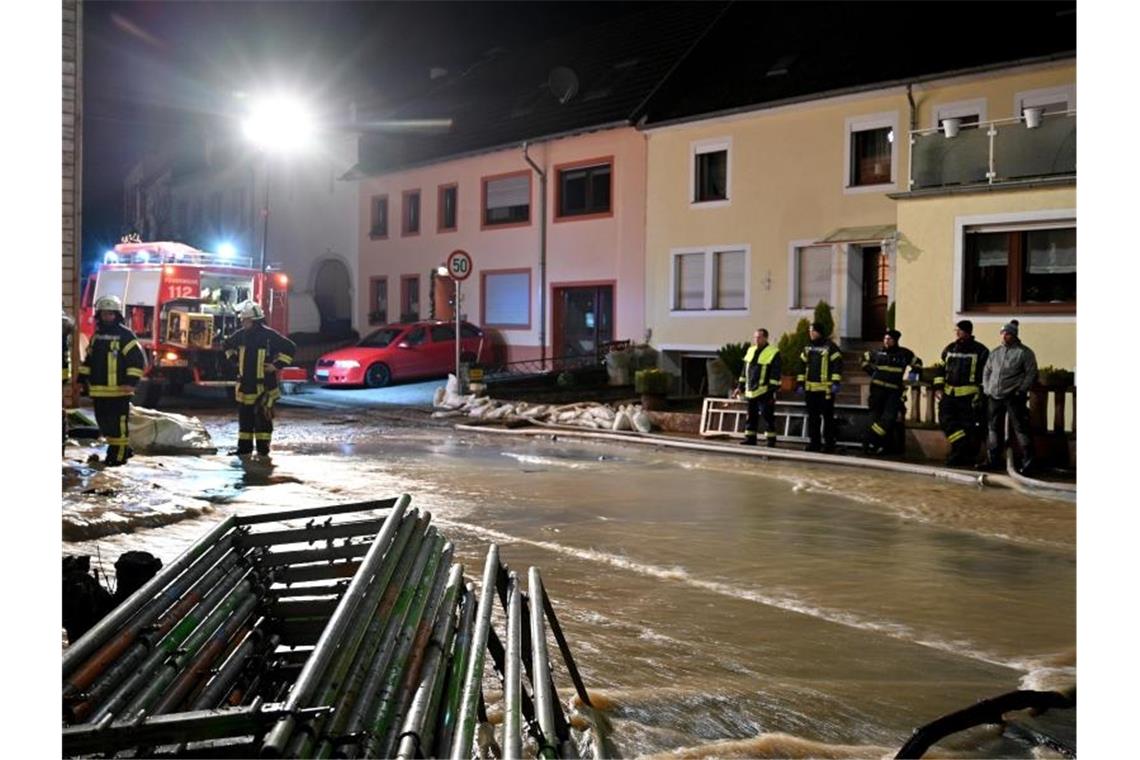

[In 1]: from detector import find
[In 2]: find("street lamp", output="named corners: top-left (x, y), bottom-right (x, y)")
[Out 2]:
top-left (241, 95), bottom-right (317, 271)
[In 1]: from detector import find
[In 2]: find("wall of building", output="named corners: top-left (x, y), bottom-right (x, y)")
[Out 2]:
top-left (894, 185), bottom-right (1076, 370)
top-left (355, 126), bottom-right (647, 363)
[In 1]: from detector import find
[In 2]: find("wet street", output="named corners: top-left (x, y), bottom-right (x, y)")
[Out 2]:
top-left (62, 402), bottom-right (1075, 758)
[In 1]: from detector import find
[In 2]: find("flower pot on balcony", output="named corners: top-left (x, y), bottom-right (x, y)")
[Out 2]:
top-left (1024, 106), bottom-right (1044, 129)
top-left (942, 117), bottom-right (961, 138)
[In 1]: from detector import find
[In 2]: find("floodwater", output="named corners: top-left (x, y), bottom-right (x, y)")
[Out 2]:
top-left (63, 408), bottom-right (1076, 758)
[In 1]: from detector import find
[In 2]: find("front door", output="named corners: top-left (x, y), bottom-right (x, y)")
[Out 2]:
top-left (553, 285), bottom-right (613, 360)
top-left (861, 245), bottom-right (889, 340)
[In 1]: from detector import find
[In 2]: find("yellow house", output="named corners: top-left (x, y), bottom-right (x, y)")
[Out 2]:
top-left (642, 58), bottom-right (1076, 388)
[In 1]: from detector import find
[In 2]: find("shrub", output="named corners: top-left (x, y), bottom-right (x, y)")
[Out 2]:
top-left (812, 300), bottom-right (835, 339)
top-left (717, 342), bottom-right (750, 380)
top-left (777, 318), bottom-right (811, 378)
top-left (1036, 365), bottom-right (1075, 387)
top-left (886, 301), bottom-right (896, 331)
top-left (635, 368), bottom-right (671, 395)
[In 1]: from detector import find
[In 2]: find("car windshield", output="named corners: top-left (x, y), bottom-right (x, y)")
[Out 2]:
top-left (358, 327), bottom-right (403, 348)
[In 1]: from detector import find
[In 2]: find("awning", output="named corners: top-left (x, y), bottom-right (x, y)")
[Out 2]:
top-left (815, 224), bottom-right (897, 245)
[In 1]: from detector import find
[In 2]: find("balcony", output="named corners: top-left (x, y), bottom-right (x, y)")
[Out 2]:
top-left (907, 109), bottom-right (1076, 192)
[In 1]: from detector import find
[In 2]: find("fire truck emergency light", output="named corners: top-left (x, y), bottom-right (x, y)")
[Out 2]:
top-left (104, 250), bottom-right (119, 264)
top-left (217, 242), bottom-right (237, 258)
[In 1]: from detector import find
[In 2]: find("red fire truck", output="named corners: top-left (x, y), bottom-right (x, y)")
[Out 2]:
top-left (80, 240), bottom-right (294, 406)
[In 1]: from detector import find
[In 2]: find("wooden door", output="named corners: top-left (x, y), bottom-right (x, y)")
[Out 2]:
top-left (861, 246), bottom-right (889, 339)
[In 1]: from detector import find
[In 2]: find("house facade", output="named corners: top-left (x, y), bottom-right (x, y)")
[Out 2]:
top-left (642, 58), bottom-right (1075, 387)
top-left (355, 126), bottom-right (647, 365)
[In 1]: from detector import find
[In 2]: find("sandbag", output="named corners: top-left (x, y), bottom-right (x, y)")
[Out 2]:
top-left (129, 406), bottom-right (216, 454)
top-left (632, 411), bottom-right (653, 433)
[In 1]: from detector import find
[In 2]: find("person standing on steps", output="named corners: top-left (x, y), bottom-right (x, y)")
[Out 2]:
top-left (733, 328), bottom-right (781, 447)
top-left (222, 301), bottom-right (296, 458)
top-left (797, 322), bottom-right (843, 453)
top-left (979, 320), bottom-right (1038, 475)
top-left (861, 329), bottom-right (922, 455)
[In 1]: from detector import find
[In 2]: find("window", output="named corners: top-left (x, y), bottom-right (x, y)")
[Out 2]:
top-left (402, 190), bottom-right (420, 236)
top-left (556, 160), bottom-right (612, 219)
top-left (962, 225), bottom-right (1075, 313)
top-left (792, 244), bottom-right (833, 309)
top-left (845, 112), bottom-right (897, 191)
top-left (933, 98), bottom-right (987, 130)
top-left (482, 173), bottom-right (530, 227)
top-left (430, 324), bottom-right (455, 342)
top-left (403, 326), bottom-right (427, 346)
top-left (369, 277), bottom-right (388, 325)
top-left (671, 247), bottom-right (749, 312)
top-left (401, 275), bottom-right (420, 321)
top-left (482, 269), bottom-right (531, 328)
top-left (1014, 85), bottom-right (1075, 117)
top-left (438, 184), bottom-right (457, 231)
top-left (691, 139), bottom-right (730, 204)
top-left (370, 195), bottom-right (388, 238)
top-left (460, 323), bottom-right (482, 339)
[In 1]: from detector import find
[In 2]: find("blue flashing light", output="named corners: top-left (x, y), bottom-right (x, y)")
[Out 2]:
top-left (103, 250), bottom-right (119, 264)
top-left (217, 242), bottom-right (237, 258)
top-left (134, 251), bottom-right (150, 264)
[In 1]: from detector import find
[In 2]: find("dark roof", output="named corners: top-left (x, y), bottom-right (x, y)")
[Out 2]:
top-left (347, 3), bottom-right (726, 176)
top-left (349, 1), bottom-right (1076, 177)
top-left (640, 1), bottom-right (1076, 126)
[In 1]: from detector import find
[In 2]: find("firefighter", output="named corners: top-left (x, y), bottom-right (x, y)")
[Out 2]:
top-left (797, 322), bottom-right (843, 453)
top-left (933, 319), bottom-right (989, 467)
top-left (223, 301), bottom-right (296, 458)
top-left (77, 295), bottom-right (147, 467)
top-left (861, 329), bottom-right (921, 455)
top-left (732, 328), bottom-right (781, 447)
top-left (980, 320), bottom-right (1038, 474)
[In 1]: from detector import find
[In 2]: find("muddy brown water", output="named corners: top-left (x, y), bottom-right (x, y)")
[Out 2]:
top-left (63, 409), bottom-right (1075, 757)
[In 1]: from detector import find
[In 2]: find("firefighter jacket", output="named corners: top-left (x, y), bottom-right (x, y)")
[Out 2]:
top-left (861, 345), bottom-right (921, 392)
top-left (737, 344), bottom-right (781, 399)
top-left (982, 340), bottom-right (1038, 400)
top-left (798, 339), bottom-right (843, 392)
top-left (78, 321), bottom-right (146, 397)
top-left (934, 338), bottom-right (989, 397)
top-left (223, 322), bottom-right (296, 404)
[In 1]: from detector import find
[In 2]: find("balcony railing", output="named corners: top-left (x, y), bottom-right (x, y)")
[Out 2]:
top-left (908, 110), bottom-right (1076, 191)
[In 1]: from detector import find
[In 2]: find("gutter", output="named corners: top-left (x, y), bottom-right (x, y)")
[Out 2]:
top-left (522, 142), bottom-right (548, 367)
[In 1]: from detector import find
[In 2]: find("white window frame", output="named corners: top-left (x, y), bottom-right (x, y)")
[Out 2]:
top-left (843, 111), bottom-right (899, 195)
top-left (1013, 84), bottom-right (1076, 116)
top-left (786, 239), bottom-right (837, 312)
top-left (668, 244), bottom-right (751, 316)
top-left (952, 208), bottom-right (1077, 325)
top-left (689, 137), bottom-right (732, 209)
top-left (931, 98), bottom-right (988, 129)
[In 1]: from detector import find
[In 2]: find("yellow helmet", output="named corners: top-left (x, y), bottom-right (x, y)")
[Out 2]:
top-left (238, 301), bottom-right (264, 320)
top-left (94, 295), bottom-right (124, 314)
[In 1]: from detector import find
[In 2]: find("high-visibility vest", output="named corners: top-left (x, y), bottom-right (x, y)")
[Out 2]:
top-left (738, 344), bottom-right (781, 399)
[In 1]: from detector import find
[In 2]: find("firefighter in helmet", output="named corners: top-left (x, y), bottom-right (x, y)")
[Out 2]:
top-left (861, 329), bottom-right (922, 455)
top-left (733, 328), bottom-right (781, 447)
top-left (222, 301), bottom-right (296, 458)
top-left (933, 319), bottom-right (989, 466)
top-left (797, 322), bottom-right (843, 453)
top-left (77, 295), bottom-right (147, 466)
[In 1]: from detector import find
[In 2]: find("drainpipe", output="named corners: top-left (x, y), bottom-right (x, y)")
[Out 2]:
top-left (906, 83), bottom-right (917, 131)
top-left (522, 142), bottom-right (547, 368)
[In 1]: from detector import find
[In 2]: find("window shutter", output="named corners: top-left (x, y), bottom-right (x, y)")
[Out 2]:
top-left (714, 250), bottom-right (746, 309)
top-left (486, 176), bottom-right (529, 209)
top-left (675, 253), bottom-right (705, 310)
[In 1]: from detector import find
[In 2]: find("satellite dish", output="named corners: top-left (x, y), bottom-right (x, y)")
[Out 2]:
top-left (548, 66), bottom-right (580, 104)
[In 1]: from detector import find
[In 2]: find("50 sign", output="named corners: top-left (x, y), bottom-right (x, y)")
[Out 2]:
top-left (446, 250), bottom-right (473, 281)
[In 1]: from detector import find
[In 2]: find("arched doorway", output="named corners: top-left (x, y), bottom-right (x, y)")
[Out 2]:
top-left (313, 258), bottom-right (353, 337)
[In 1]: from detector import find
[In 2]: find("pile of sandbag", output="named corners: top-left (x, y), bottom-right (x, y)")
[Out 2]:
top-left (432, 375), bottom-right (653, 433)
top-left (128, 406), bottom-right (217, 454)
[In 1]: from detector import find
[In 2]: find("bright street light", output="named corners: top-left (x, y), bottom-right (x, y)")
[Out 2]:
top-left (437, 266), bottom-right (449, 277)
top-left (242, 95), bottom-right (317, 154)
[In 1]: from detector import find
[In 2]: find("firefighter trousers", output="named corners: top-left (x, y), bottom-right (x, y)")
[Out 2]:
top-left (986, 394), bottom-right (1032, 465)
top-left (238, 400), bottom-right (275, 455)
top-left (804, 391), bottom-right (836, 451)
top-left (865, 386), bottom-right (905, 453)
top-left (940, 393), bottom-right (984, 463)
top-left (94, 396), bottom-right (132, 466)
top-left (744, 393), bottom-right (777, 445)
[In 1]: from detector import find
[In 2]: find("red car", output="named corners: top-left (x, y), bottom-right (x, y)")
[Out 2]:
top-left (313, 321), bottom-right (487, 388)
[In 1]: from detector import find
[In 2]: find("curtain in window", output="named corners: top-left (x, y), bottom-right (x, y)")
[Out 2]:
top-left (714, 250), bottom-right (746, 309)
top-left (972, 234), bottom-right (1009, 268)
top-left (797, 246), bottom-right (831, 307)
top-left (1027, 228), bottom-right (1076, 274)
top-left (675, 253), bottom-right (705, 310)
top-left (484, 272), bottom-right (530, 326)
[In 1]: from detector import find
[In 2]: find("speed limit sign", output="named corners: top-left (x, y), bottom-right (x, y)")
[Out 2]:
top-left (446, 249), bottom-right (473, 281)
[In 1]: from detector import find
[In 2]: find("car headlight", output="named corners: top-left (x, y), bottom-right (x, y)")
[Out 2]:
top-left (333, 359), bottom-right (360, 369)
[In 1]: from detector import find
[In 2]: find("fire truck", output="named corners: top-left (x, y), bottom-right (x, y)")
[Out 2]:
top-left (79, 240), bottom-right (294, 406)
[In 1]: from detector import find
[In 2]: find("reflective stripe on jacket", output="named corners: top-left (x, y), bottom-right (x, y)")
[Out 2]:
top-left (798, 340), bottom-right (842, 391)
top-left (861, 346), bottom-right (920, 391)
top-left (934, 338), bottom-right (989, 395)
top-left (738, 344), bottom-right (781, 399)
top-left (222, 322), bottom-right (297, 404)
top-left (80, 322), bottom-right (147, 397)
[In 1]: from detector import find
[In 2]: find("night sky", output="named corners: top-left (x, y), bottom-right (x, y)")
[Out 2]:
top-left (82, 0), bottom-right (645, 263)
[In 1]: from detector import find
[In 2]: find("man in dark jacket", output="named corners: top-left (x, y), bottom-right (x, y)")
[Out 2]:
top-left (733, 328), bottom-right (781, 447)
top-left (980, 320), bottom-right (1038, 474)
top-left (223, 301), bottom-right (296, 457)
top-left (861, 329), bottom-right (921, 455)
top-left (78, 295), bottom-right (147, 466)
top-left (934, 319), bottom-right (989, 466)
top-left (797, 322), bottom-right (843, 453)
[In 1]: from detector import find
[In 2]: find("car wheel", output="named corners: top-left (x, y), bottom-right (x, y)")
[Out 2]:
top-left (364, 363), bottom-right (391, 388)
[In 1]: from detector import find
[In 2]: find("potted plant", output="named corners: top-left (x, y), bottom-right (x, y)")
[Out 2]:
top-left (710, 341), bottom-right (748, 397)
top-left (777, 318), bottom-right (810, 392)
top-left (1036, 365), bottom-right (1074, 388)
top-left (635, 368), bottom-right (671, 411)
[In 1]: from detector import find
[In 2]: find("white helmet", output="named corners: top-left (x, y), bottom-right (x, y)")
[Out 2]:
top-left (94, 295), bottom-right (124, 314)
top-left (238, 301), bottom-right (265, 320)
